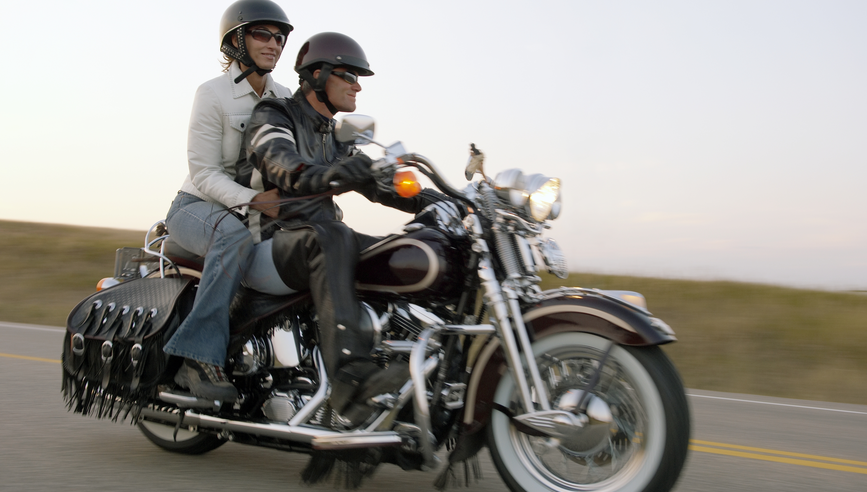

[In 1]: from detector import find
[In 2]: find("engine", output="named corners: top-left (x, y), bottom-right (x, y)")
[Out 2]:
top-left (229, 302), bottom-right (433, 423)
top-left (232, 318), bottom-right (307, 376)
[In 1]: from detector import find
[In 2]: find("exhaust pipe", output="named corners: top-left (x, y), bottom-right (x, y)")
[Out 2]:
top-left (142, 348), bottom-right (401, 449)
top-left (139, 407), bottom-right (402, 448)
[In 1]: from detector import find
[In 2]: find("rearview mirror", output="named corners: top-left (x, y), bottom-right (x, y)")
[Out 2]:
top-left (334, 114), bottom-right (375, 144)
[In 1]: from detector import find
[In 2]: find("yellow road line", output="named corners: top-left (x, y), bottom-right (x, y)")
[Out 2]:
top-left (0, 353), bottom-right (61, 364)
top-left (691, 439), bottom-right (867, 467)
top-left (4, 350), bottom-right (867, 475)
top-left (690, 446), bottom-right (867, 475)
top-left (690, 441), bottom-right (867, 475)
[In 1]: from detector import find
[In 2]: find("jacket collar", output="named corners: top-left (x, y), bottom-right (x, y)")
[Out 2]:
top-left (229, 61), bottom-right (279, 99)
top-left (294, 89), bottom-right (334, 133)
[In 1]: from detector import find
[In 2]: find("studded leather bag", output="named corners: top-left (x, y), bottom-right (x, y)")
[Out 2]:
top-left (62, 277), bottom-right (194, 419)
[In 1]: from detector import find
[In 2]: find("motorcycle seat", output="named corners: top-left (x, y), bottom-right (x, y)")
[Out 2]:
top-left (161, 236), bottom-right (205, 271)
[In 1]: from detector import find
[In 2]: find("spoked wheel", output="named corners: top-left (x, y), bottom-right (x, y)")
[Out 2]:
top-left (488, 332), bottom-right (690, 492)
top-left (138, 417), bottom-right (225, 455)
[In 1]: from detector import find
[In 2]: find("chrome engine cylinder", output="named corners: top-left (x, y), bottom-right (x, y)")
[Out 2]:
top-left (233, 336), bottom-right (273, 376)
top-left (232, 320), bottom-right (306, 376)
top-left (262, 391), bottom-right (301, 422)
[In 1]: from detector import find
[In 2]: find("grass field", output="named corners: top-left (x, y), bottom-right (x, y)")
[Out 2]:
top-left (539, 273), bottom-right (867, 405)
top-left (3, 219), bottom-right (865, 404)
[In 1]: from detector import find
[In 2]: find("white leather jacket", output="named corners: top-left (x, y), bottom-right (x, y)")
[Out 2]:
top-left (178, 61), bottom-right (292, 213)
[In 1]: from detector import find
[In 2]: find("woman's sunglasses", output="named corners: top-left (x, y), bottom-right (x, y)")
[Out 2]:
top-left (247, 28), bottom-right (287, 47)
top-left (330, 71), bottom-right (359, 85)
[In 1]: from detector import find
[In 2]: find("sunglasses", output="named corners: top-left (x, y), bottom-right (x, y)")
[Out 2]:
top-left (330, 71), bottom-right (359, 85)
top-left (247, 28), bottom-right (287, 46)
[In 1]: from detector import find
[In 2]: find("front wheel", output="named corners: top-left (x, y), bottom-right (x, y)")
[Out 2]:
top-left (488, 332), bottom-right (690, 492)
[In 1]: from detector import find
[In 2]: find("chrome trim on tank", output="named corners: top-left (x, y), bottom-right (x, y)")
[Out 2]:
top-left (356, 238), bottom-right (440, 293)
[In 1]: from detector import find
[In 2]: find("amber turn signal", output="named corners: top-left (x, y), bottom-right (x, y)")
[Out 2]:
top-left (393, 170), bottom-right (422, 198)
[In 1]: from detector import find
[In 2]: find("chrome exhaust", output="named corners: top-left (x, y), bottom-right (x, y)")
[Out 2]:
top-left (141, 348), bottom-right (402, 450)
top-left (139, 408), bottom-right (402, 448)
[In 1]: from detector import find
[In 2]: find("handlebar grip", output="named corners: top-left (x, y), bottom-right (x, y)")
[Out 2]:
top-left (370, 158), bottom-right (390, 172)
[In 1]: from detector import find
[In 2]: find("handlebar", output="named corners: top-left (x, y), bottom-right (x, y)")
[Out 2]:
top-left (372, 153), bottom-right (474, 207)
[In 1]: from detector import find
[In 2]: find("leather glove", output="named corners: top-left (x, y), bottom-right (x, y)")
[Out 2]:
top-left (326, 154), bottom-right (374, 188)
top-left (294, 164), bottom-right (333, 195)
top-left (294, 154), bottom-right (373, 194)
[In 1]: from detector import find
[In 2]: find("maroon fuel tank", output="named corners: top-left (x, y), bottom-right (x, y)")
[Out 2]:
top-left (356, 228), bottom-right (468, 302)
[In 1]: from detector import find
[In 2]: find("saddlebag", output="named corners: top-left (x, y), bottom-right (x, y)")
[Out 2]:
top-left (62, 277), bottom-right (194, 420)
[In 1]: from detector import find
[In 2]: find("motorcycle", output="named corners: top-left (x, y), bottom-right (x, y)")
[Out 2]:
top-left (62, 115), bottom-right (690, 492)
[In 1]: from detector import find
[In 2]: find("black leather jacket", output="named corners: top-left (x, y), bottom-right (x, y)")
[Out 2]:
top-left (239, 89), bottom-right (444, 233)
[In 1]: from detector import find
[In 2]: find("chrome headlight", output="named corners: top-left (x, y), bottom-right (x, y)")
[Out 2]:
top-left (493, 169), bottom-right (562, 222)
top-left (525, 174), bottom-right (561, 222)
top-left (493, 169), bottom-right (529, 207)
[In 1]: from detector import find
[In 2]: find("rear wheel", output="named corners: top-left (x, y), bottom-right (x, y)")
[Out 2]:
top-left (140, 253), bottom-right (220, 453)
top-left (487, 332), bottom-right (690, 492)
top-left (138, 418), bottom-right (225, 455)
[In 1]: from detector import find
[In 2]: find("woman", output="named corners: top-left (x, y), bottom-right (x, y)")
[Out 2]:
top-left (162, 0), bottom-right (294, 402)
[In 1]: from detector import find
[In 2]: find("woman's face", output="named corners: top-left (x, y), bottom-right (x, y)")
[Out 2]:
top-left (239, 24), bottom-right (284, 71)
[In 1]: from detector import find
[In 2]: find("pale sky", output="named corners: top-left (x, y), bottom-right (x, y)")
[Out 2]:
top-left (2, 1), bottom-right (865, 291)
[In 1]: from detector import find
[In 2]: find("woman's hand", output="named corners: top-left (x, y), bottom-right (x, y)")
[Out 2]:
top-left (250, 188), bottom-right (281, 218)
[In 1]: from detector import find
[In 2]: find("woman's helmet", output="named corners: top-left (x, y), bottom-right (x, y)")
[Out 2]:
top-left (295, 32), bottom-right (373, 114)
top-left (219, 0), bottom-right (293, 83)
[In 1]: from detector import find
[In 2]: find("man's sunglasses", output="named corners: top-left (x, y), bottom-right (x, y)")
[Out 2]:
top-left (247, 28), bottom-right (287, 46)
top-left (330, 71), bottom-right (359, 85)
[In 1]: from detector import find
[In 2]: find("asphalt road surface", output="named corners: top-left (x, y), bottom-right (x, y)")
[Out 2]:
top-left (2, 321), bottom-right (866, 491)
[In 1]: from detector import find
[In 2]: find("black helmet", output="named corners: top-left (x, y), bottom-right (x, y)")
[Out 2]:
top-left (295, 32), bottom-right (373, 115)
top-left (219, 0), bottom-right (294, 84)
top-left (295, 32), bottom-right (374, 77)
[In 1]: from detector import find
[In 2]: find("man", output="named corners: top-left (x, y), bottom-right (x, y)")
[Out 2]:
top-left (241, 32), bottom-right (448, 424)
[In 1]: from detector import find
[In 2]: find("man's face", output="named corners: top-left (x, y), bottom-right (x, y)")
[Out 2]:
top-left (240, 24), bottom-right (284, 70)
top-left (322, 69), bottom-right (362, 113)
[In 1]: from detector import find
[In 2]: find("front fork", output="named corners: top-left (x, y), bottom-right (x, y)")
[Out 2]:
top-left (477, 255), bottom-right (551, 412)
top-left (465, 214), bottom-right (551, 413)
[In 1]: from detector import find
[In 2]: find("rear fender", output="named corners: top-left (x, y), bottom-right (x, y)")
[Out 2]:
top-left (462, 287), bottom-right (676, 429)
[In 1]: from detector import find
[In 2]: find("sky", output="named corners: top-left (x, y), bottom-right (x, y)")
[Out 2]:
top-left (2, 1), bottom-right (865, 291)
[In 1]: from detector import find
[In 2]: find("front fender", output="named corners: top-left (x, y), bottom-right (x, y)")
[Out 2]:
top-left (462, 287), bottom-right (676, 429)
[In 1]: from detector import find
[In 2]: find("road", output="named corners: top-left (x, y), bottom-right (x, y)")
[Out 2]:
top-left (2, 321), bottom-right (866, 491)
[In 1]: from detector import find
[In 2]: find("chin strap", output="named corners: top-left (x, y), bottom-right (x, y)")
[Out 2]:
top-left (233, 65), bottom-right (273, 84)
top-left (299, 63), bottom-right (340, 115)
top-left (221, 26), bottom-right (274, 84)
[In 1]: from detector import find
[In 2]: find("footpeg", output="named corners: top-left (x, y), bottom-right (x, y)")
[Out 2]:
top-left (369, 393), bottom-right (397, 409)
top-left (158, 391), bottom-right (222, 411)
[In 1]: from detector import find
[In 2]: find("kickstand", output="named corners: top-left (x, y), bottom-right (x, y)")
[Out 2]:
top-left (173, 409), bottom-right (186, 442)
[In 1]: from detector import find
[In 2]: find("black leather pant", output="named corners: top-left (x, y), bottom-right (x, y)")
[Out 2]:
top-left (270, 221), bottom-right (381, 410)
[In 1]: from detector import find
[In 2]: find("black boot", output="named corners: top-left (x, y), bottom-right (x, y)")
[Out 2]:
top-left (335, 360), bottom-right (411, 426)
top-left (174, 358), bottom-right (238, 402)
top-left (271, 223), bottom-right (386, 414)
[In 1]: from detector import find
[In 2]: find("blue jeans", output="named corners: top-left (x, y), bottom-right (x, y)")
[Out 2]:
top-left (162, 192), bottom-right (254, 366)
top-left (242, 239), bottom-right (297, 296)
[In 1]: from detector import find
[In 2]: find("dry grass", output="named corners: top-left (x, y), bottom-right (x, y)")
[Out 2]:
top-left (541, 273), bottom-right (867, 405)
top-left (0, 220), bottom-right (145, 326)
top-left (3, 220), bottom-right (865, 404)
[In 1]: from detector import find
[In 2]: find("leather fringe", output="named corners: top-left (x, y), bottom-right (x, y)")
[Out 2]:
top-left (433, 455), bottom-right (482, 491)
top-left (61, 362), bottom-right (144, 423)
top-left (301, 449), bottom-right (381, 489)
